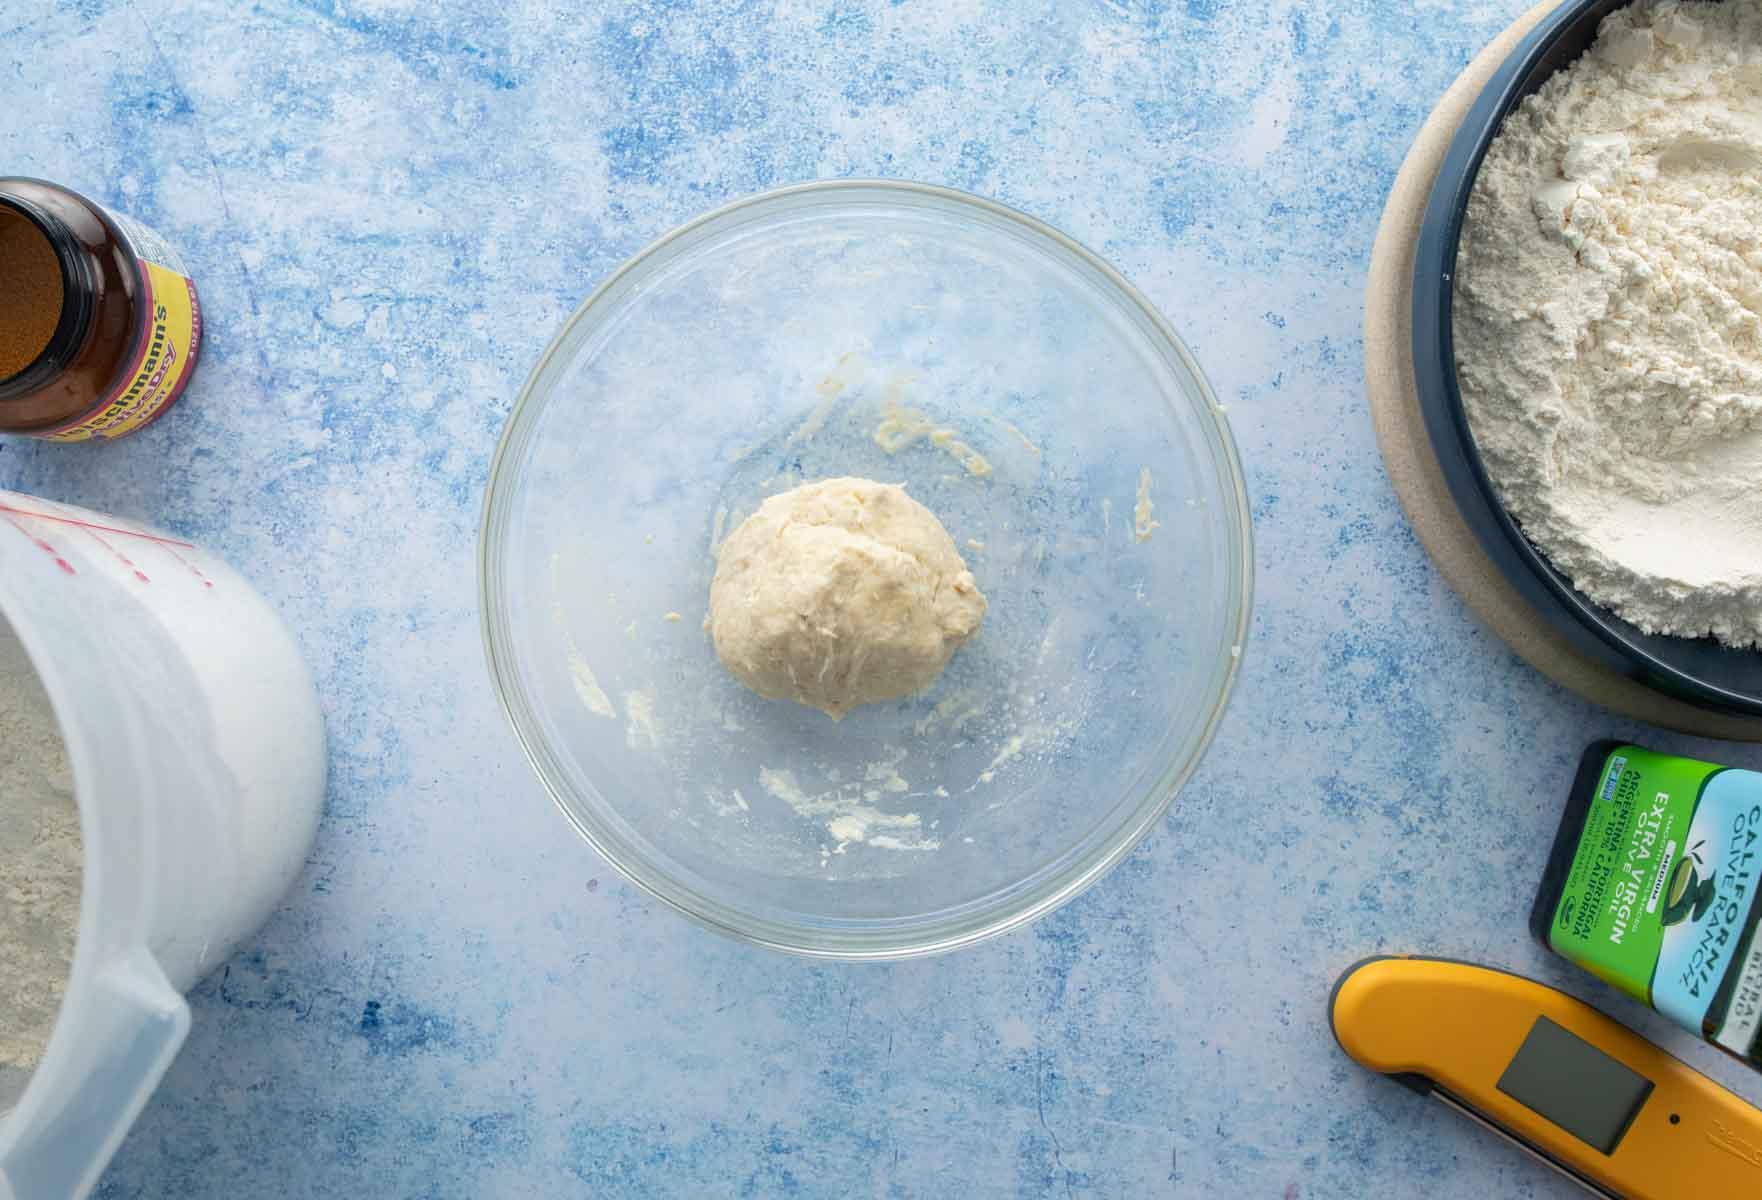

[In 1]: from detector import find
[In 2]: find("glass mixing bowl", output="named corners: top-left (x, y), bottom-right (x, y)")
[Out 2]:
top-left (480, 180), bottom-right (1251, 959)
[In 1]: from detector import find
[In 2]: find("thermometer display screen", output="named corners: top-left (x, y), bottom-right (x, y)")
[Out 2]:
top-left (1497, 1016), bottom-right (1655, 1155)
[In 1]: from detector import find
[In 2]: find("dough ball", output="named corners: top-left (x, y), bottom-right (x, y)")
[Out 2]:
top-left (709, 477), bottom-right (987, 719)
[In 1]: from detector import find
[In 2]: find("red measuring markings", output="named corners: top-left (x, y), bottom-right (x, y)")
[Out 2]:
top-left (0, 504), bottom-right (194, 548)
top-left (1, 510), bottom-right (76, 575)
top-left (155, 538), bottom-right (216, 589)
top-left (72, 523), bottom-right (150, 583)
top-left (0, 503), bottom-right (215, 588)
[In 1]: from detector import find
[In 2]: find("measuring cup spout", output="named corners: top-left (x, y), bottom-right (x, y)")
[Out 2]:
top-left (0, 950), bottom-right (189, 1200)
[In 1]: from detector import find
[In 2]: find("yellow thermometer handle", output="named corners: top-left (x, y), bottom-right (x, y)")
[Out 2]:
top-left (1331, 957), bottom-right (1762, 1199)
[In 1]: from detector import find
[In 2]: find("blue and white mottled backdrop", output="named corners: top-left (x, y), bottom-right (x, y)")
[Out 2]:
top-left (5, 0), bottom-right (1759, 1196)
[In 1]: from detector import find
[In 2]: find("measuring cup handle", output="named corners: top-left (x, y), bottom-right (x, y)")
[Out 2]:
top-left (0, 948), bottom-right (191, 1200)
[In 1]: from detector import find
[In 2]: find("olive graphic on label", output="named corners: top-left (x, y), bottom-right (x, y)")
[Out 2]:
top-left (1667, 857), bottom-right (1695, 908)
top-left (1661, 852), bottom-right (1718, 928)
top-left (1690, 874), bottom-right (1717, 921)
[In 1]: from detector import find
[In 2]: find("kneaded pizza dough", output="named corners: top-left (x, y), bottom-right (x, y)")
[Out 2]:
top-left (708, 477), bottom-right (986, 719)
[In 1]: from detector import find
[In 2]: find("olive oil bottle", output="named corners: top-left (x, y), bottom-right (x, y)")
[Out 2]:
top-left (1534, 742), bottom-right (1762, 1071)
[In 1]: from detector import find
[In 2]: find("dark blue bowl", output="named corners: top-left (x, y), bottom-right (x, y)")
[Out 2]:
top-left (1413, 0), bottom-right (1762, 718)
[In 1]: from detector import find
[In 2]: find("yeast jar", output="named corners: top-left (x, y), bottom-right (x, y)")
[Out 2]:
top-left (0, 178), bottom-right (202, 441)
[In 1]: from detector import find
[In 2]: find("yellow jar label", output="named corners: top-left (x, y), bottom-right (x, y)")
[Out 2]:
top-left (46, 259), bottom-right (202, 442)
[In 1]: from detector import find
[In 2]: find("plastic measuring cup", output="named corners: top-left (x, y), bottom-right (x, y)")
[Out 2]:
top-left (0, 489), bottom-right (325, 1200)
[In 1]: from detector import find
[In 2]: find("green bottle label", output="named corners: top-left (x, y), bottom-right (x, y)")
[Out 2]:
top-left (1547, 746), bottom-right (1762, 1060)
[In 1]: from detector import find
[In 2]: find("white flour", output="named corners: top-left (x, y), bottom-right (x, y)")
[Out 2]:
top-left (0, 619), bottom-right (81, 1113)
top-left (1454, 1), bottom-right (1762, 644)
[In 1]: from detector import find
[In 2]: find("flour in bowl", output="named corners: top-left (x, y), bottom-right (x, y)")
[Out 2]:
top-left (1454, 0), bottom-right (1762, 645)
top-left (0, 619), bottom-right (81, 1114)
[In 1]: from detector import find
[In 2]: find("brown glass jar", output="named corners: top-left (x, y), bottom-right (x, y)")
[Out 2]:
top-left (0, 178), bottom-right (202, 441)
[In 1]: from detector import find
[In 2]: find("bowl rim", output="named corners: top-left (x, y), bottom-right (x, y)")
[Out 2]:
top-left (1412, 0), bottom-right (1762, 718)
top-left (477, 178), bottom-right (1255, 959)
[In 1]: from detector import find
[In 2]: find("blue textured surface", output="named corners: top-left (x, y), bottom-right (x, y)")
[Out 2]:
top-left (4, 0), bottom-right (1760, 1196)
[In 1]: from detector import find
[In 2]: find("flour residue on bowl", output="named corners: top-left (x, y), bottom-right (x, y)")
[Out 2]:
top-left (872, 375), bottom-right (994, 478)
top-left (979, 733), bottom-right (1027, 784)
top-left (732, 665), bottom-right (1090, 850)
top-left (998, 417), bottom-right (1042, 459)
top-left (1133, 468), bottom-right (1160, 543)
top-left (624, 687), bottom-right (659, 749)
top-left (738, 354), bottom-right (1039, 494)
top-left (709, 505), bottom-right (729, 555)
top-left (549, 553), bottom-right (616, 719)
top-left (972, 680), bottom-right (1087, 794)
top-left (912, 686), bottom-right (988, 736)
top-left (787, 350), bottom-right (865, 446)
top-left (703, 787), bottom-right (749, 817)
top-left (758, 759), bottom-right (939, 853)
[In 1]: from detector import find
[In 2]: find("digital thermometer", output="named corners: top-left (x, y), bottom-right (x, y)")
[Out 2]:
top-left (1330, 957), bottom-right (1762, 1199)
